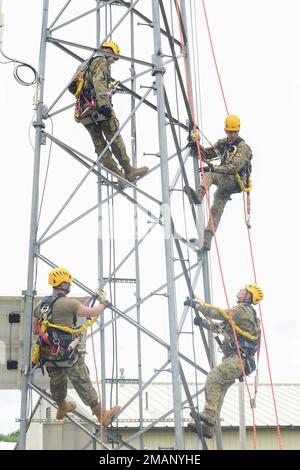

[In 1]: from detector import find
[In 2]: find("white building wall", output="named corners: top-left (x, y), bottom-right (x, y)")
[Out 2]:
top-left (26, 420), bottom-right (300, 450)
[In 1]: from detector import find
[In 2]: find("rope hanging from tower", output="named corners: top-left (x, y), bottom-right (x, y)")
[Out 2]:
top-left (174, 0), bottom-right (282, 450)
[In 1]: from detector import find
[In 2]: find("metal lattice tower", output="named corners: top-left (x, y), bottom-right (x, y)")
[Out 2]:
top-left (19, 0), bottom-right (221, 450)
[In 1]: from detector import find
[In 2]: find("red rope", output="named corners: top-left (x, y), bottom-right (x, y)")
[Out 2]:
top-left (200, 0), bottom-right (282, 449)
top-left (201, 0), bottom-right (229, 115)
top-left (174, 0), bottom-right (260, 449)
top-left (242, 195), bottom-right (283, 449)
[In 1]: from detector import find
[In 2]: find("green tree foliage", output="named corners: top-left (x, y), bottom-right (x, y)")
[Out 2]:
top-left (0, 430), bottom-right (19, 442)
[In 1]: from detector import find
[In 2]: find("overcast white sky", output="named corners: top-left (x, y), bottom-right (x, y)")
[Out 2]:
top-left (0, 0), bottom-right (300, 435)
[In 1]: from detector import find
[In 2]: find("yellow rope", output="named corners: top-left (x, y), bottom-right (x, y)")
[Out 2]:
top-left (227, 145), bottom-right (252, 192)
top-left (73, 72), bottom-right (86, 122)
top-left (32, 343), bottom-right (40, 365)
top-left (74, 74), bottom-right (85, 99)
top-left (198, 302), bottom-right (258, 341)
top-left (41, 316), bottom-right (98, 335)
top-left (236, 172), bottom-right (252, 192)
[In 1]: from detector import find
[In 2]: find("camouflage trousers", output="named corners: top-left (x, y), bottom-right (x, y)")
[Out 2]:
top-left (204, 355), bottom-right (243, 421)
top-left (84, 114), bottom-right (130, 174)
top-left (46, 355), bottom-right (98, 408)
top-left (198, 172), bottom-right (240, 234)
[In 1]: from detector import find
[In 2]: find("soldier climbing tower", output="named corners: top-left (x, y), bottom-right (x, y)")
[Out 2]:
top-left (19, 0), bottom-right (220, 450)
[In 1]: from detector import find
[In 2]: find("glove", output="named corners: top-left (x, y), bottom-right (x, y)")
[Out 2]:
top-left (203, 165), bottom-right (214, 173)
top-left (95, 288), bottom-right (107, 304)
top-left (193, 316), bottom-right (202, 326)
top-left (184, 297), bottom-right (197, 308)
top-left (99, 105), bottom-right (113, 119)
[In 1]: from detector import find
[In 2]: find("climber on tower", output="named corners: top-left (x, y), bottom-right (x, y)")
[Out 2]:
top-left (32, 267), bottom-right (120, 426)
top-left (69, 41), bottom-right (148, 189)
top-left (186, 115), bottom-right (252, 250)
top-left (184, 284), bottom-right (263, 439)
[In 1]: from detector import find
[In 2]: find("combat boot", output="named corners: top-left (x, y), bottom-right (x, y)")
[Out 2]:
top-left (183, 186), bottom-right (204, 205)
top-left (56, 400), bottom-right (76, 420)
top-left (111, 167), bottom-right (126, 190)
top-left (199, 410), bottom-right (215, 426)
top-left (187, 422), bottom-right (214, 439)
top-left (117, 175), bottom-right (126, 190)
top-left (101, 158), bottom-right (126, 190)
top-left (91, 403), bottom-right (121, 427)
top-left (123, 163), bottom-right (149, 183)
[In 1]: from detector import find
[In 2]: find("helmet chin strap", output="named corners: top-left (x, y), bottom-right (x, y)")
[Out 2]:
top-left (238, 289), bottom-right (250, 304)
top-left (54, 283), bottom-right (70, 295)
top-left (243, 290), bottom-right (252, 304)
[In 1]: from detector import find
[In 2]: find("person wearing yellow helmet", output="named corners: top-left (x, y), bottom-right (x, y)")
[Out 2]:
top-left (71, 40), bottom-right (148, 189)
top-left (184, 284), bottom-right (263, 438)
top-left (245, 283), bottom-right (264, 304)
top-left (32, 267), bottom-right (120, 426)
top-left (186, 115), bottom-right (253, 250)
top-left (102, 40), bottom-right (121, 57)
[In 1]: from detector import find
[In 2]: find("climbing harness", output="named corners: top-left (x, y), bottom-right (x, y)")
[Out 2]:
top-left (191, 137), bottom-right (252, 192)
top-left (198, 301), bottom-right (258, 341)
top-left (32, 294), bottom-right (78, 368)
top-left (219, 139), bottom-right (252, 192)
top-left (68, 57), bottom-right (119, 126)
top-left (32, 295), bottom-right (98, 369)
top-left (236, 171), bottom-right (252, 193)
top-left (194, 303), bottom-right (260, 377)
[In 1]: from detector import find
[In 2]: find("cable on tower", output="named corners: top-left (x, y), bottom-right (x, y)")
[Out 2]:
top-left (0, 7), bottom-right (38, 85)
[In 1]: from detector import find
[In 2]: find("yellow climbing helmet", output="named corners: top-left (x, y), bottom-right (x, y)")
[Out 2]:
top-left (48, 267), bottom-right (73, 286)
top-left (245, 284), bottom-right (264, 305)
top-left (102, 41), bottom-right (120, 57)
top-left (224, 114), bottom-right (240, 131)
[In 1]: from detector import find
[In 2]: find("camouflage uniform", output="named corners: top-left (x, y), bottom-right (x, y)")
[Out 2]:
top-left (196, 301), bottom-right (258, 423)
top-left (196, 138), bottom-right (252, 247)
top-left (82, 56), bottom-right (130, 175)
top-left (46, 355), bottom-right (98, 408)
top-left (33, 297), bottom-right (98, 408)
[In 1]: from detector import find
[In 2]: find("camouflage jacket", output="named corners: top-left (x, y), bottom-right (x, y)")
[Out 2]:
top-left (196, 301), bottom-right (258, 356)
top-left (86, 56), bottom-right (112, 107)
top-left (200, 137), bottom-right (252, 176)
